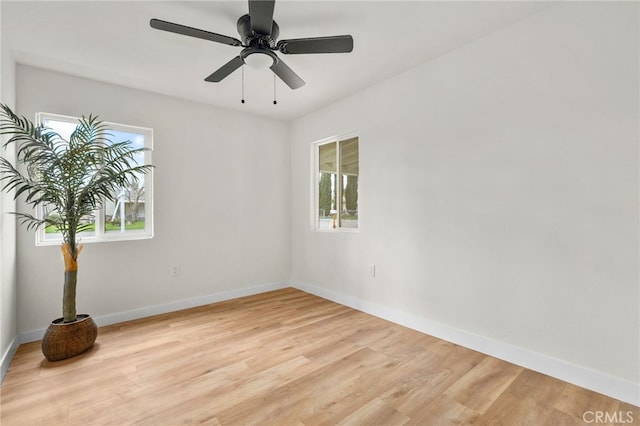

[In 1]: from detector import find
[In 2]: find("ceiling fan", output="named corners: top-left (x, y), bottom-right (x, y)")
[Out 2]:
top-left (150, 0), bottom-right (354, 90)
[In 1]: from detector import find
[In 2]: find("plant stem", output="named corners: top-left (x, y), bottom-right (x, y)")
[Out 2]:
top-left (61, 243), bottom-right (82, 323)
top-left (62, 270), bottom-right (77, 323)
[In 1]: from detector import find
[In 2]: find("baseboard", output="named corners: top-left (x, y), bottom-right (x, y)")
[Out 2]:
top-left (0, 336), bottom-right (19, 384)
top-left (18, 280), bottom-right (289, 345)
top-left (291, 280), bottom-right (640, 407)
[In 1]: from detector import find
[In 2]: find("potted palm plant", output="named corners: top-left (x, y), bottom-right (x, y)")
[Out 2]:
top-left (0, 104), bottom-right (152, 361)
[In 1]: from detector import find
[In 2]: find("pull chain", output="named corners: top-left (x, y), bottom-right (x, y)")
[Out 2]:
top-left (241, 65), bottom-right (245, 104)
top-left (273, 74), bottom-right (277, 105)
top-left (240, 69), bottom-right (279, 105)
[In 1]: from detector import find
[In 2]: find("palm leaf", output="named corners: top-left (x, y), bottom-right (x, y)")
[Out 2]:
top-left (0, 103), bottom-right (153, 256)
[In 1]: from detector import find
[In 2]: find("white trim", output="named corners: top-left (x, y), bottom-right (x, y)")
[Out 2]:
top-left (313, 228), bottom-right (360, 234)
top-left (291, 280), bottom-right (640, 406)
top-left (17, 281), bottom-right (288, 345)
top-left (0, 336), bottom-right (19, 384)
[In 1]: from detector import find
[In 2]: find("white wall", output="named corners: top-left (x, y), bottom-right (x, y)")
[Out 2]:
top-left (0, 0), bottom-right (18, 380)
top-left (291, 2), bottom-right (639, 403)
top-left (15, 65), bottom-right (291, 334)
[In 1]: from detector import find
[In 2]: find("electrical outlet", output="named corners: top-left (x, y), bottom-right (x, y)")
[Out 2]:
top-left (170, 266), bottom-right (180, 277)
top-left (368, 264), bottom-right (376, 277)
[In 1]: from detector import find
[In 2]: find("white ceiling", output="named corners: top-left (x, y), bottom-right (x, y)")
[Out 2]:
top-left (2, 1), bottom-right (550, 121)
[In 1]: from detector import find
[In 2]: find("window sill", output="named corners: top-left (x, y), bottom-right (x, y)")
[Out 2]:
top-left (312, 227), bottom-right (360, 234)
top-left (36, 231), bottom-right (154, 246)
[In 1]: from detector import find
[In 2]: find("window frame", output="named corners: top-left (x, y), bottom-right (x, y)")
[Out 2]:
top-left (311, 132), bottom-right (360, 233)
top-left (34, 112), bottom-right (154, 246)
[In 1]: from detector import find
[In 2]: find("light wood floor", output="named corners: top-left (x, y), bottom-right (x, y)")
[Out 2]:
top-left (1, 288), bottom-right (637, 425)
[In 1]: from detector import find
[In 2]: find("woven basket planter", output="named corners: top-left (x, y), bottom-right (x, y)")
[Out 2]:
top-left (42, 314), bottom-right (98, 361)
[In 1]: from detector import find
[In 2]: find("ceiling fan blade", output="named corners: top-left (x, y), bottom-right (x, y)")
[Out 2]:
top-left (270, 58), bottom-right (305, 90)
top-left (150, 18), bottom-right (242, 47)
top-left (278, 35), bottom-right (354, 54)
top-left (205, 56), bottom-right (245, 82)
top-left (248, 0), bottom-right (275, 36)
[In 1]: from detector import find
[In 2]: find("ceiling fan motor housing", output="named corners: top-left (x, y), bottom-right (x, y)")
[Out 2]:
top-left (237, 14), bottom-right (279, 48)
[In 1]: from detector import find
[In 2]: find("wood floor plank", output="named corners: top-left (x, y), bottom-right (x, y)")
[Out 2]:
top-left (217, 347), bottom-right (391, 425)
top-left (443, 356), bottom-right (524, 413)
top-left (335, 398), bottom-right (410, 426)
top-left (476, 369), bottom-right (568, 425)
top-left (421, 394), bottom-right (481, 425)
top-left (382, 346), bottom-right (485, 418)
top-left (1, 288), bottom-right (637, 425)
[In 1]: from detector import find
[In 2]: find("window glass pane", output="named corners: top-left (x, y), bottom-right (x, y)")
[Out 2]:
top-left (315, 137), bottom-right (359, 231)
top-left (318, 141), bottom-right (337, 173)
top-left (318, 142), bottom-right (337, 229)
top-left (43, 118), bottom-right (75, 140)
top-left (41, 119), bottom-right (97, 239)
top-left (42, 204), bottom-right (97, 241)
top-left (34, 112), bottom-right (153, 245)
top-left (340, 138), bottom-right (358, 228)
top-left (103, 129), bottom-right (147, 234)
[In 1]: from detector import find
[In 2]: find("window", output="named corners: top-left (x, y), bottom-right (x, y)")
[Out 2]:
top-left (35, 112), bottom-right (153, 245)
top-left (314, 135), bottom-right (359, 230)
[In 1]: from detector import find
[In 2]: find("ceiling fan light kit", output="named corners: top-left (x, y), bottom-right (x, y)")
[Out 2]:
top-left (150, 0), bottom-right (353, 96)
top-left (242, 48), bottom-right (276, 69)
